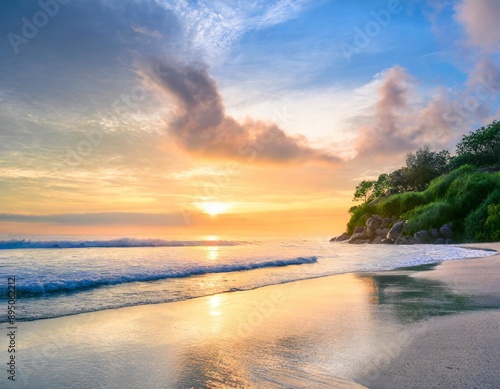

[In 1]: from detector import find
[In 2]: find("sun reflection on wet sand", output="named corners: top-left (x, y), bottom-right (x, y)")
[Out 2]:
top-left (209, 294), bottom-right (222, 317)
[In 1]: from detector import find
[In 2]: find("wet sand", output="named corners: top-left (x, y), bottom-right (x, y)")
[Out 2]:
top-left (3, 244), bottom-right (499, 388)
top-left (365, 243), bottom-right (500, 389)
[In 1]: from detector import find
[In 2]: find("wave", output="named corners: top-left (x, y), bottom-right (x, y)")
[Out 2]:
top-left (2, 256), bottom-right (318, 297)
top-left (0, 238), bottom-right (242, 250)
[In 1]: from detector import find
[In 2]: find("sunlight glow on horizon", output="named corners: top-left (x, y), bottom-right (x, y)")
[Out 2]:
top-left (196, 202), bottom-right (231, 216)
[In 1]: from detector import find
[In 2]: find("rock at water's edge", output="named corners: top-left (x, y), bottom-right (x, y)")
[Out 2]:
top-left (387, 221), bottom-right (405, 240)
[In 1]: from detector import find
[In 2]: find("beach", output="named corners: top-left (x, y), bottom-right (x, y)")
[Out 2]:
top-left (364, 243), bottom-right (500, 389)
top-left (3, 243), bottom-right (499, 388)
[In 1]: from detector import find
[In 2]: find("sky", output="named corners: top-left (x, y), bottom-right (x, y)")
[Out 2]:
top-left (1, 0), bottom-right (500, 238)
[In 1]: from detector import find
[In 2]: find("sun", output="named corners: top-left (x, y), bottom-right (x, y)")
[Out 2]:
top-left (197, 201), bottom-right (230, 216)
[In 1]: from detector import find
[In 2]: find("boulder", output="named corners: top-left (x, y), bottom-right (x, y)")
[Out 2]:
top-left (387, 220), bottom-right (406, 240)
top-left (414, 230), bottom-right (432, 244)
top-left (330, 233), bottom-right (350, 242)
top-left (434, 238), bottom-right (446, 244)
top-left (368, 219), bottom-right (381, 230)
top-left (430, 229), bottom-right (441, 239)
top-left (413, 233), bottom-right (424, 244)
top-left (365, 217), bottom-right (375, 227)
top-left (381, 238), bottom-right (394, 244)
top-left (372, 235), bottom-right (384, 244)
top-left (446, 238), bottom-right (454, 244)
top-left (376, 227), bottom-right (390, 236)
top-left (335, 233), bottom-right (351, 242)
top-left (351, 227), bottom-right (368, 240)
top-left (349, 227), bottom-right (368, 243)
top-left (440, 225), bottom-right (453, 239)
top-left (367, 227), bottom-right (375, 239)
top-left (406, 236), bottom-right (420, 245)
top-left (396, 236), bottom-right (419, 245)
top-left (348, 237), bottom-right (370, 244)
top-left (381, 218), bottom-right (393, 227)
top-left (354, 226), bottom-right (365, 234)
top-left (372, 214), bottom-right (383, 221)
top-left (395, 237), bottom-right (407, 245)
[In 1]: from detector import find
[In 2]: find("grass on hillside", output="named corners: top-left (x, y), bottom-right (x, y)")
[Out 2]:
top-left (347, 165), bottom-right (500, 242)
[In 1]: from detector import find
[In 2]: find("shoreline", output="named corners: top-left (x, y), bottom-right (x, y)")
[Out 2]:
top-left (6, 243), bottom-right (496, 325)
top-left (1, 243), bottom-right (499, 388)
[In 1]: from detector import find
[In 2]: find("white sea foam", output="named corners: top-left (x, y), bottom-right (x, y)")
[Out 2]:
top-left (0, 238), bottom-right (241, 249)
top-left (6, 256), bottom-right (317, 297)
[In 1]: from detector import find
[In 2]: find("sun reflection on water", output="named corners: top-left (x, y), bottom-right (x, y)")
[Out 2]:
top-left (206, 246), bottom-right (219, 261)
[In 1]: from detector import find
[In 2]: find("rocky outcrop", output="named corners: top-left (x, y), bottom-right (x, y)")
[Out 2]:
top-left (330, 215), bottom-right (455, 245)
top-left (330, 233), bottom-right (350, 242)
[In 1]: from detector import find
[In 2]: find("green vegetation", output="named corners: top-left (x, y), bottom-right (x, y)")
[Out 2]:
top-left (452, 120), bottom-right (500, 168)
top-left (348, 122), bottom-right (500, 242)
top-left (352, 174), bottom-right (389, 203)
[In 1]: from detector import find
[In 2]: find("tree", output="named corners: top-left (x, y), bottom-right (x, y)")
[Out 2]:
top-left (352, 174), bottom-right (391, 203)
top-left (404, 146), bottom-right (451, 191)
top-left (387, 146), bottom-right (450, 192)
top-left (353, 180), bottom-right (375, 202)
top-left (388, 167), bottom-right (411, 193)
top-left (455, 121), bottom-right (500, 166)
top-left (373, 173), bottom-right (390, 198)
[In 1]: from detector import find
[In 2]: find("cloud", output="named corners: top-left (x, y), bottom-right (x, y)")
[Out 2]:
top-left (132, 24), bottom-right (162, 39)
top-left (355, 66), bottom-right (460, 157)
top-left (140, 57), bottom-right (341, 165)
top-left (455, 0), bottom-right (500, 50)
top-left (164, 0), bottom-right (317, 62)
top-left (410, 0), bottom-right (500, 155)
top-left (0, 212), bottom-right (190, 226)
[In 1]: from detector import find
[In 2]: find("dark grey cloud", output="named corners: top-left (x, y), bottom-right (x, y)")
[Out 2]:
top-left (141, 57), bottom-right (341, 164)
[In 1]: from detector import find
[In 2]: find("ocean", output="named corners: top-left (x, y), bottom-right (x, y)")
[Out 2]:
top-left (0, 235), bottom-right (495, 322)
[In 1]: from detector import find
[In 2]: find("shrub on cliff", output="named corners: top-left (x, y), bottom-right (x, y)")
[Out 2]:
top-left (485, 204), bottom-right (500, 241)
top-left (378, 192), bottom-right (427, 218)
top-left (425, 165), bottom-right (476, 200)
top-left (347, 203), bottom-right (377, 234)
top-left (403, 202), bottom-right (455, 236)
top-left (463, 188), bottom-right (500, 242)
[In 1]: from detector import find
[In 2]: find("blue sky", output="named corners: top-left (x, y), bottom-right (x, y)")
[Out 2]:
top-left (1, 0), bottom-right (500, 235)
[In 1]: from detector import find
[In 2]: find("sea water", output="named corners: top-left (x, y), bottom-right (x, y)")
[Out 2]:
top-left (0, 236), bottom-right (494, 322)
